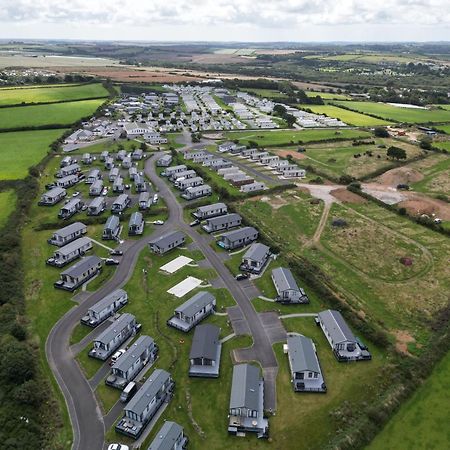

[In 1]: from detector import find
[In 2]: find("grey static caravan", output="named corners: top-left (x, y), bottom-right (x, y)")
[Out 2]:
top-left (128, 212), bottom-right (144, 236)
top-left (57, 163), bottom-right (80, 178)
top-left (58, 198), bottom-right (83, 220)
top-left (181, 184), bottom-right (212, 200)
top-left (183, 149), bottom-right (206, 160)
top-left (132, 148), bottom-right (144, 160)
top-left (277, 164), bottom-right (298, 173)
top-left (217, 167), bottom-right (239, 176)
top-left (189, 324), bottom-right (221, 378)
top-left (81, 288), bottom-right (128, 327)
top-left (109, 167), bottom-right (120, 182)
top-left (106, 335), bottom-right (158, 389)
top-left (176, 176), bottom-right (204, 191)
top-left (116, 150), bottom-right (127, 161)
top-left (167, 291), bottom-right (216, 332)
top-left (218, 142), bottom-right (236, 153)
top-left (54, 255), bottom-right (102, 292)
top-left (217, 226), bottom-right (258, 250)
top-left (56, 175), bottom-right (79, 189)
top-left (113, 176), bottom-right (125, 193)
top-left (104, 157), bottom-right (115, 170)
top-left (156, 154), bottom-right (172, 167)
top-left (202, 213), bottom-right (242, 233)
top-left (241, 148), bottom-right (258, 158)
top-left (240, 243), bottom-right (271, 274)
top-left (100, 150), bottom-right (109, 161)
top-left (209, 159), bottom-right (233, 171)
top-left (193, 153), bottom-right (213, 164)
top-left (230, 174), bottom-right (254, 187)
top-left (138, 192), bottom-right (152, 210)
top-left (269, 159), bottom-right (290, 168)
top-left (129, 166), bottom-right (138, 181)
top-left (192, 202), bottom-right (227, 220)
top-left (82, 153), bottom-right (93, 164)
top-left (223, 170), bottom-right (245, 180)
top-left (111, 194), bottom-right (131, 214)
top-left (134, 175), bottom-right (148, 193)
top-left (162, 164), bottom-right (187, 177)
top-left (170, 169), bottom-right (196, 182)
top-left (282, 168), bottom-right (306, 178)
top-left (86, 169), bottom-right (101, 184)
top-left (103, 215), bottom-right (121, 240)
top-left (260, 155), bottom-right (279, 165)
top-left (250, 151), bottom-right (269, 161)
top-left (149, 231), bottom-right (185, 255)
top-left (89, 313), bottom-right (137, 360)
top-left (147, 422), bottom-right (187, 450)
top-left (60, 156), bottom-right (74, 168)
top-left (47, 236), bottom-right (93, 268)
top-left (229, 144), bottom-right (246, 154)
top-left (48, 222), bottom-right (87, 247)
top-left (89, 179), bottom-right (104, 196)
top-left (122, 156), bottom-right (132, 169)
top-left (39, 187), bottom-right (66, 206)
top-left (240, 182), bottom-right (266, 193)
top-left (115, 369), bottom-right (174, 439)
top-left (87, 197), bottom-right (106, 216)
top-left (271, 267), bottom-right (309, 304)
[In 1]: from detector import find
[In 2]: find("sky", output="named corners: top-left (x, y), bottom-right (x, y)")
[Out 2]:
top-left (0, 0), bottom-right (449, 42)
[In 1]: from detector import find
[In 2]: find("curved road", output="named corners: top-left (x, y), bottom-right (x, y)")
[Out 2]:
top-left (46, 151), bottom-right (278, 450)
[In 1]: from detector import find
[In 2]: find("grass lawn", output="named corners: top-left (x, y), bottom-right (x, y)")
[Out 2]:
top-left (368, 351), bottom-right (450, 450)
top-left (70, 323), bottom-right (93, 346)
top-left (0, 99), bottom-right (105, 130)
top-left (434, 124), bottom-right (450, 134)
top-left (433, 140), bottom-right (450, 151)
top-left (0, 189), bottom-right (17, 228)
top-left (0, 82), bottom-right (109, 106)
top-left (95, 382), bottom-right (121, 414)
top-left (305, 91), bottom-right (351, 100)
top-left (242, 88), bottom-right (288, 99)
top-left (0, 129), bottom-right (68, 179)
top-left (272, 317), bottom-right (388, 450)
top-left (297, 104), bottom-right (391, 126)
top-left (224, 128), bottom-right (371, 147)
top-left (333, 101), bottom-right (450, 124)
top-left (74, 138), bottom-right (143, 154)
top-left (76, 345), bottom-right (104, 379)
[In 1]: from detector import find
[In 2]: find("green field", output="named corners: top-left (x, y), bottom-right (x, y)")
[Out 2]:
top-left (0, 99), bottom-right (105, 130)
top-left (297, 104), bottom-right (391, 126)
top-left (433, 141), bottom-right (450, 151)
top-left (368, 351), bottom-right (450, 450)
top-left (0, 83), bottom-right (109, 106)
top-left (0, 189), bottom-right (17, 228)
top-left (333, 101), bottom-right (450, 124)
top-left (224, 128), bottom-right (371, 147)
top-left (305, 91), bottom-right (351, 100)
top-left (242, 88), bottom-right (288, 99)
top-left (0, 129), bottom-right (67, 179)
top-left (435, 124), bottom-right (450, 134)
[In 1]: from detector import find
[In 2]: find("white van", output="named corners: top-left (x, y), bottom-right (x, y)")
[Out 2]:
top-left (120, 381), bottom-right (137, 403)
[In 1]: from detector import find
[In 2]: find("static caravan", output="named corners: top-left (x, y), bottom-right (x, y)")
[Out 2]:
top-left (109, 167), bottom-right (120, 182)
top-left (176, 176), bottom-right (204, 191)
top-left (283, 168), bottom-right (306, 178)
top-left (149, 231), bottom-right (185, 255)
top-left (209, 159), bottom-right (232, 171)
top-left (47, 236), bottom-right (92, 268)
top-left (181, 184), bottom-right (212, 200)
top-left (100, 150), bottom-right (109, 161)
top-left (147, 422), bottom-right (187, 450)
top-left (111, 194), bottom-right (131, 214)
top-left (86, 169), bottom-right (101, 184)
top-left (103, 215), bottom-right (121, 240)
top-left (171, 169), bottom-right (196, 182)
top-left (113, 176), bottom-right (125, 193)
top-left (250, 151), bottom-right (268, 161)
top-left (192, 202), bottom-right (227, 220)
top-left (48, 222), bottom-right (87, 247)
top-left (56, 175), bottom-right (78, 189)
top-left (277, 164), bottom-right (298, 173)
top-left (240, 182), bottom-right (266, 193)
top-left (218, 142), bottom-right (236, 153)
top-left (87, 197), bottom-right (106, 216)
top-left (129, 167), bottom-right (138, 181)
top-left (81, 289), bottom-right (128, 327)
top-left (138, 192), bottom-right (152, 210)
top-left (116, 150), bottom-right (127, 161)
top-left (202, 213), bottom-right (242, 233)
top-left (217, 226), bottom-right (258, 250)
top-left (128, 212), bottom-right (144, 236)
top-left (240, 243), bottom-right (271, 274)
top-left (57, 163), bottom-right (80, 178)
top-left (89, 179), bottom-right (104, 196)
top-left (163, 164), bottom-right (187, 178)
top-left (132, 148), bottom-right (144, 160)
top-left (260, 155), bottom-right (279, 166)
top-left (134, 175), bottom-right (148, 193)
top-left (60, 156), bottom-right (74, 168)
top-left (82, 153), bottom-right (93, 165)
top-left (39, 187), bottom-right (66, 206)
top-left (230, 174), bottom-right (254, 186)
top-left (218, 167), bottom-right (239, 176)
top-left (122, 156), bottom-right (132, 169)
top-left (104, 157), bottom-right (115, 170)
top-left (54, 255), bottom-right (102, 292)
top-left (241, 148), bottom-right (258, 158)
top-left (58, 198), bottom-right (83, 220)
top-left (156, 154), bottom-right (172, 167)
top-left (271, 267), bottom-right (309, 304)
top-left (223, 170), bottom-right (245, 180)
top-left (189, 324), bottom-right (222, 378)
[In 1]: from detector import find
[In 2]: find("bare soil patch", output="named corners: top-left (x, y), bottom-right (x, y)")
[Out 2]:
top-left (393, 330), bottom-right (416, 355)
top-left (377, 167), bottom-right (424, 187)
top-left (398, 194), bottom-right (450, 221)
top-left (330, 188), bottom-right (367, 204)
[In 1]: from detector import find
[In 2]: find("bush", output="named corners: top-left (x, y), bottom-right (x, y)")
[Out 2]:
top-left (374, 127), bottom-right (389, 138)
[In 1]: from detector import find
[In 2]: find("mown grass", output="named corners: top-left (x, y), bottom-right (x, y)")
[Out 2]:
top-left (368, 351), bottom-right (450, 450)
top-left (0, 99), bottom-right (105, 130)
top-left (0, 129), bottom-right (68, 179)
top-left (0, 82), bottom-right (109, 106)
top-left (0, 189), bottom-right (17, 228)
top-left (224, 128), bottom-right (371, 147)
top-left (333, 101), bottom-right (450, 124)
top-left (297, 104), bottom-right (391, 126)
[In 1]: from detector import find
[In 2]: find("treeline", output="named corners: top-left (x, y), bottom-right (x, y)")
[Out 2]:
top-left (0, 73), bottom-right (95, 88)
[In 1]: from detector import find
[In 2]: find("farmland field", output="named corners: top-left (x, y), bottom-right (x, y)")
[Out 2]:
top-left (0, 129), bottom-right (67, 179)
top-left (0, 99), bottom-right (105, 130)
top-left (297, 104), bottom-right (391, 126)
top-left (224, 128), bottom-right (371, 147)
top-left (0, 83), bottom-right (109, 106)
top-left (333, 101), bottom-right (450, 124)
top-left (0, 189), bottom-right (17, 228)
top-left (368, 351), bottom-right (450, 450)
top-left (433, 141), bottom-right (450, 151)
top-left (435, 125), bottom-right (450, 134)
top-left (242, 88), bottom-right (288, 98)
top-left (305, 91), bottom-right (351, 100)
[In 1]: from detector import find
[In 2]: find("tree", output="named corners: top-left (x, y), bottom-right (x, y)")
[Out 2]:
top-left (285, 114), bottom-right (296, 128)
top-left (139, 141), bottom-right (148, 151)
top-left (419, 136), bottom-right (432, 150)
top-left (0, 341), bottom-right (35, 384)
top-left (374, 127), bottom-right (389, 138)
top-left (387, 146), bottom-right (407, 160)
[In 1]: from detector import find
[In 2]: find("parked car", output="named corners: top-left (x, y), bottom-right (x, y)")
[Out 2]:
top-left (190, 219), bottom-right (200, 227)
top-left (153, 220), bottom-right (164, 225)
top-left (102, 187), bottom-right (108, 196)
top-left (110, 249), bottom-right (123, 256)
top-left (107, 444), bottom-right (129, 450)
top-left (45, 183), bottom-right (56, 190)
top-left (81, 205), bottom-right (88, 211)
top-left (110, 349), bottom-right (126, 366)
top-left (235, 273), bottom-right (249, 281)
top-left (72, 191), bottom-right (80, 197)
top-left (105, 258), bottom-right (120, 266)
top-left (124, 184), bottom-right (130, 190)
top-left (153, 194), bottom-right (159, 203)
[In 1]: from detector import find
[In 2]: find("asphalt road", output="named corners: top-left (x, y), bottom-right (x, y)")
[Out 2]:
top-left (46, 151), bottom-right (280, 450)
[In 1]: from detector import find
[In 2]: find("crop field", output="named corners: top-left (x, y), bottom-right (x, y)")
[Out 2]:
top-left (368, 351), bottom-right (450, 450)
top-left (276, 139), bottom-right (423, 180)
top-left (297, 104), bottom-right (391, 126)
top-left (0, 83), bottom-right (109, 106)
top-left (0, 189), bottom-right (16, 229)
top-left (305, 91), bottom-right (351, 100)
top-left (333, 101), bottom-right (450, 124)
top-left (0, 98), bottom-right (105, 130)
top-left (0, 129), bottom-right (67, 179)
top-left (224, 128), bottom-right (371, 147)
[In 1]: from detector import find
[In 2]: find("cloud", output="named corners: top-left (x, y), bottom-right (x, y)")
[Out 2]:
top-left (0, 0), bottom-right (449, 29)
